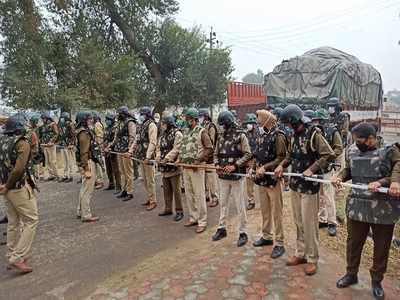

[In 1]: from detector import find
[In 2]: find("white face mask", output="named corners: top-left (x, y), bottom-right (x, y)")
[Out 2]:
top-left (218, 125), bottom-right (225, 133)
top-left (328, 107), bottom-right (335, 114)
top-left (246, 124), bottom-right (253, 131)
top-left (199, 117), bottom-right (205, 125)
top-left (259, 127), bottom-right (265, 134)
top-left (138, 115), bottom-right (145, 124)
top-left (154, 117), bottom-right (160, 123)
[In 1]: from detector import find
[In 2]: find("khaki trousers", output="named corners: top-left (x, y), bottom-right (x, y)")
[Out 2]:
top-left (257, 181), bottom-right (285, 246)
top-left (318, 171), bottom-right (337, 225)
top-left (77, 160), bottom-right (96, 219)
top-left (246, 177), bottom-right (256, 205)
top-left (118, 156), bottom-right (134, 194)
top-left (205, 170), bottom-right (219, 201)
top-left (141, 163), bottom-right (156, 204)
top-left (290, 190), bottom-right (319, 264)
top-left (95, 162), bottom-right (104, 182)
top-left (105, 153), bottom-right (121, 190)
top-left (61, 147), bottom-right (75, 178)
top-left (43, 145), bottom-right (58, 177)
top-left (182, 168), bottom-right (207, 227)
top-left (162, 174), bottom-right (183, 213)
top-left (5, 185), bottom-right (39, 264)
top-left (218, 178), bottom-right (248, 234)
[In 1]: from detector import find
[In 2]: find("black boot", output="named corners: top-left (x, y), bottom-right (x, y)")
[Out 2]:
top-left (174, 212), bottom-right (184, 222)
top-left (328, 224), bottom-right (337, 237)
top-left (122, 194), bottom-right (133, 201)
top-left (253, 237), bottom-right (273, 247)
top-left (336, 274), bottom-right (358, 288)
top-left (372, 281), bottom-right (384, 300)
top-left (212, 228), bottom-right (227, 241)
top-left (117, 191), bottom-right (128, 199)
top-left (237, 233), bottom-right (248, 247)
top-left (0, 216), bottom-right (8, 224)
top-left (159, 211), bottom-right (173, 216)
top-left (271, 245), bottom-right (285, 259)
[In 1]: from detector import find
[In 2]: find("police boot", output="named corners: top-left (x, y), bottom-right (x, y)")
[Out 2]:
top-left (336, 274), bottom-right (358, 288)
top-left (0, 215), bottom-right (8, 224)
top-left (372, 281), bottom-right (384, 300)
top-left (328, 224), bottom-right (337, 237)
top-left (117, 191), bottom-right (128, 199)
top-left (212, 228), bottom-right (227, 241)
top-left (237, 233), bottom-right (248, 247)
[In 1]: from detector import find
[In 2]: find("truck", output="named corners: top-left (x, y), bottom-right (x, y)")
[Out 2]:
top-left (264, 47), bottom-right (383, 129)
top-left (226, 81), bottom-right (267, 122)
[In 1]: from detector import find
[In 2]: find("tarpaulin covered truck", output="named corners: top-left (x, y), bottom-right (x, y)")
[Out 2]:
top-left (264, 47), bottom-right (383, 127)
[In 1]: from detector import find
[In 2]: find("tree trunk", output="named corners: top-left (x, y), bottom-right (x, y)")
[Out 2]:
top-left (102, 0), bottom-right (165, 110)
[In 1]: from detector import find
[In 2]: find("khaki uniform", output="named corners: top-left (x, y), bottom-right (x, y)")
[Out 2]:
top-left (76, 129), bottom-right (97, 219)
top-left (179, 125), bottom-right (213, 227)
top-left (3, 138), bottom-right (39, 264)
top-left (281, 126), bottom-right (335, 263)
top-left (113, 119), bottom-right (137, 195)
top-left (318, 129), bottom-right (343, 226)
top-left (40, 122), bottom-right (59, 178)
top-left (138, 121), bottom-right (158, 205)
top-left (214, 127), bottom-right (252, 234)
top-left (204, 121), bottom-right (219, 202)
top-left (254, 127), bottom-right (287, 246)
top-left (94, 122), bottom-right (105, 183)
top-left (59, 121), bottom-right (76, 179)
top-left (156, 128), bottom-right (184, 213)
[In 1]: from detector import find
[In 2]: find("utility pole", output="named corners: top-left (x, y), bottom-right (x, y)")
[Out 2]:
top-left (206, 27), bottom-right (218, 119)
top-left (207, 27), bottom-right (218, 51)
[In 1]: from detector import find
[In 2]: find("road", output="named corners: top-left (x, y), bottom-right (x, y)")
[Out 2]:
top-left (0, 177), bottom-right (219, 300)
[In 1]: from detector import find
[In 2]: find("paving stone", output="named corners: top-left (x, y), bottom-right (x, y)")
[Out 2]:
top-left (138, 289), bottom-right (162, 300)
top-left (184, 284), bottom-right (208, 294)
top-left (222, 285), bottom-right (245, 299)
top-left (228, 274), bottom-right (250, 286)
top-left (184, 292), bottom-right (198, 300)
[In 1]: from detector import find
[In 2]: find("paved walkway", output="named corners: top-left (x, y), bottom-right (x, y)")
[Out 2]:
top-left (87, 212), bottom-right (399, 300)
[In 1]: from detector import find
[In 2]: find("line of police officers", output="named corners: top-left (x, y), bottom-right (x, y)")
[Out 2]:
top-left (0, 102), bottom-right (399, 300)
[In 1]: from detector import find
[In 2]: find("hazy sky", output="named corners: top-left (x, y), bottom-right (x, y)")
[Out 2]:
top-left (176, 0), bottom-right (400, 91)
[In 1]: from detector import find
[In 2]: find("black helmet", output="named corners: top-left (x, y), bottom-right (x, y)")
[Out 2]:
top-left (218, 111), bottom-right (235, 127)
top-left (161, 116), bottom-right (176, 126)
top-left (230, 109), bottom-right (238, 118)
top-left (41, 112), bottom-right (52, 121)
top-left (61, 112), bottom-right (71, 120)
top-left (139, 106), bottom-right (152, 117)
top-left (304, 110), bottom-right (316, 119)
top-left (105, 113), bottom-right (115, 121)
top-left (327, 97), bottom-right (341, 115)
top-left (273, 107), bottom-right (284, 119)
top-left (199, 108), bottom-right (210, 119)
top-left (117, 106), bottom-right (130, 116)
top-left (4, 114), bottom-right (28, 135)
top-left (75, 111), bottom-right (93, 125)
top-left (281, 104), bottom-right (304, 125)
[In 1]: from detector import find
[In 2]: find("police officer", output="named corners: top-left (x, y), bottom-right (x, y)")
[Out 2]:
top-left (243, 113), bottom-right (258, 210)
top-left (75, 112), bottom-right (100, 223)
top-left (137, 107), bottom-right (158, 211)
top-left (275, 104), bottom-right (335, 276)
top-left (28, 114), bottom-right (43, 180)
top-left (93, 113), bottom-right (105, 190)
top-left (39, 112), bottom-right (60, 181)
top-left (104, 114), bottom-right (121, 192)
top-left (253, 110), bottom-right (287, 259)
top-left (58, 112), bottom-right (76, 183)
top-left (199, 108), bottom-right (219, 208)
top-left (156, 115), bottom-right (184, 222)
top-left (312, 108), bottom-right (343, 237)
top-left (212, 111), bottom-right (252, 247)
top-left (111, 106), bottom-right (136, 201)
top-left (178, 108), bottom-right (213, 234)
top-left (332, 123), bottom-right (400, 300)
top-left (0, 115), bottom-right (39, 273)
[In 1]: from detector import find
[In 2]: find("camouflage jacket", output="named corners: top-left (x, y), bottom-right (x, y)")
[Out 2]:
top-left (59, 121), bottom-right (76, 147)
top-left (39, 122), bottom-right (58, 144)
top-left (180, 125), bottom-right (203, 164)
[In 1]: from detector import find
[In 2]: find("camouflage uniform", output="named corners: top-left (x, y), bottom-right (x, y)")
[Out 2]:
top-left (203, 120), bottom-right (219, 204)
top-left (338, 144), bottom-right (400, 283)
top-left (281, 125), bottom-right (335, 264)
top-left (104, 122), bottom-right (121, 191)
top-left (179, 125), bottom-right (213, 227)
top-left (214, 126), bottom-right (252, 235)
top-left (94, 121), bottom-right (105, 184)
top-left (39, 122), bottom-right (59, 178)
top-left (136, 119), bottom-right (158, 205)
top-left (254, 126), bottom-right (287, 246)
top-left (156, 127), bottom-right (183, 214)
top-left (245, 127), bottom-right (258, 207)
top-left (0, 134), bottom-right (38, 265)
top-left (59, 120), bottom-right (76, 180)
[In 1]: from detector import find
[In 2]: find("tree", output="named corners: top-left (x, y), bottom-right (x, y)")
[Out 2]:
top-left (242, 69), bottom-right (264, 84)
